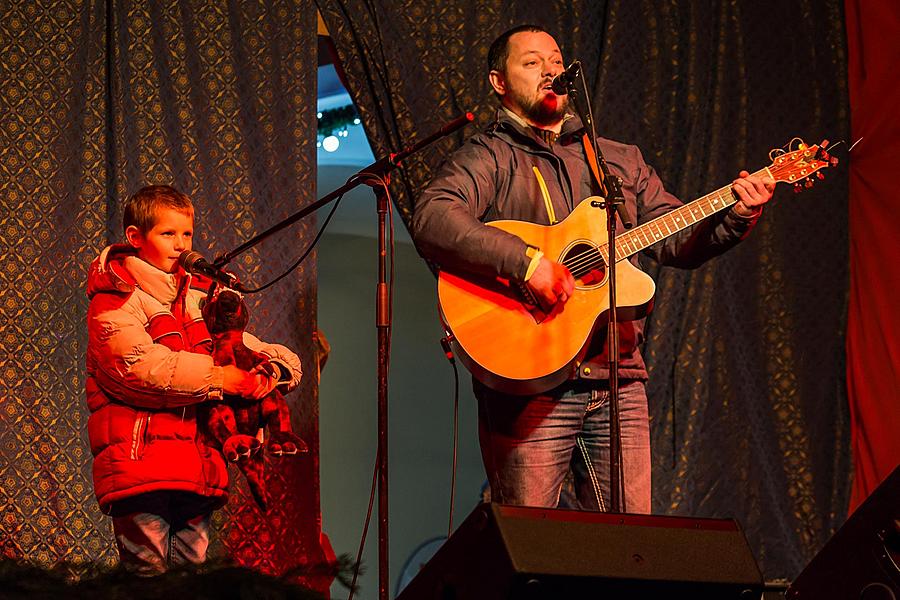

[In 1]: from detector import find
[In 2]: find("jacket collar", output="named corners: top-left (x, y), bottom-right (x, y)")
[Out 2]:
top-left (487, 107), bottom-right (586, 150)
top-left (87, 244), bottom-right (186, 305)
top-left (123, 255), bottom-right (183, 305)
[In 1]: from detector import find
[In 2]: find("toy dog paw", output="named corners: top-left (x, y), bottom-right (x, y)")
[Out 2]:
top-left (267, 431), bottom-right (309, 456)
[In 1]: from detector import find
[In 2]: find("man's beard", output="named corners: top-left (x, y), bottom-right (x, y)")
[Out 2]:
top-left (514, 87), bottom-right (568, 126)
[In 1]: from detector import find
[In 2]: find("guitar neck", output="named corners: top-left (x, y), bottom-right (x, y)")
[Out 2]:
top-left (604, 168), bottom-right (771, 262)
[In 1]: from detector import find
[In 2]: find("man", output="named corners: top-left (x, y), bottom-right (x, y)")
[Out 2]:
top-left (411, 25), bottom-right (773, 513)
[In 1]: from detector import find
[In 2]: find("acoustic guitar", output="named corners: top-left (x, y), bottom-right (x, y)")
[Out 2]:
top-left (437, 140), bottom-right (836, 394)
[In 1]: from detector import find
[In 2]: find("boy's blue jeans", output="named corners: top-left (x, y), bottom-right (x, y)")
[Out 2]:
top-left (476, 379), bottom-right (651, 513)
top-left (110, 491), bottom-right (219, 575)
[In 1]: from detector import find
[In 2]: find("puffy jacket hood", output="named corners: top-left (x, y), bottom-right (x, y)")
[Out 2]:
top-left (87, 245), bottom-right (137, 297)
top-left (87, 244), bottom-right (186, 306)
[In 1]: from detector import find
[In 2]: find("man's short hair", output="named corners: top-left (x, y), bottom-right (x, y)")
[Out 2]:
top-left (123, 185), bottom-right (193, 235)
top-left (487, 24), bottom-right (548, 73)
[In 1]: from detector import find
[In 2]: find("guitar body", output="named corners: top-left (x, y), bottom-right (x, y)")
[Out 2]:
top-left (438, 197), bottom-right (656, 395)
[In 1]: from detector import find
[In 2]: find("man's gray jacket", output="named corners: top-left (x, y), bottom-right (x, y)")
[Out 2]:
top-left (412, 109), bottom-right (758, 380)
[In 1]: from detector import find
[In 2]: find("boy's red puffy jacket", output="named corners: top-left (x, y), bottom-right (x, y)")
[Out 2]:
top-left (85, 245), bottom-right (302, 512)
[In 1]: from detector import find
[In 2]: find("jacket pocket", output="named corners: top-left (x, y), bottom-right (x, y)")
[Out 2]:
top-left (130, 411), bottom-right (150, 460)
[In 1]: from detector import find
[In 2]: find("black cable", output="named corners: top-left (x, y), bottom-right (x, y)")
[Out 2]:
top-left (237, 172), bottom-right (394, 599)
top-left (386, 176), bottom-right (394, 361)
top-left (239, 191), bottom-right (344, 294)
top-left (363, 171), bottom-right (394, 373)
top-left (579, 65), bottom-right (627, 507)
top-left (346, 172), bottom-right (394, 600)
top-left (447, 354), bottom-right (459, 538)
top-left (347, 450), bottom-right (379, 600)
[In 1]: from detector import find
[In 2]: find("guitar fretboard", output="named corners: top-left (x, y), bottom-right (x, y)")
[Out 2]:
top-left (597, 168), bottom-right (770, 266)
top-left (561, 168), bottom-right (776, 279)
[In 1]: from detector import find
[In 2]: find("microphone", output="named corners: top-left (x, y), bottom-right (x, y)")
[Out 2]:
top-left (550, 60), bottom-right (581, 95)
top-left (179, 250), bottom-right (246, 292)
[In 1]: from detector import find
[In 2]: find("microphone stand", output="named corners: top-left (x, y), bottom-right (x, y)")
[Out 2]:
top-left (559, 62), bottom-right (632, 513)
top-left (215, 112), bottom-right (475, 600)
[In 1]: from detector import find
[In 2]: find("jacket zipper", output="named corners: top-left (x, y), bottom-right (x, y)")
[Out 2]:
top-left (130, 412), bottom-right (149, 460)
top-left (532, 166), bottom-right (557, 224)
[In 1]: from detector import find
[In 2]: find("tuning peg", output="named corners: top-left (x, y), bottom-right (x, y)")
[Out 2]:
top-left (821, 139), bottom-right (830, 148)
top-left (820, 151), bottom-right (831, 161)
top-left (817, 172), bottom-right (825, 180)
top-left (805, 179), bottom-right (814, 188)
top-left (793, 184), bottom-right (803, 194)
top-left (830, 157), bottom-right (839, 166)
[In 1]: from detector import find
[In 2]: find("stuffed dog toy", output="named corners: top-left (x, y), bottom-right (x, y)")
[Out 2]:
top-left (200, 286), bottom-right (307, 509)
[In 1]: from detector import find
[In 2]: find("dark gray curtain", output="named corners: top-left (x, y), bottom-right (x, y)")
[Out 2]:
top-left (316, 1), bottom-right (609, 225)
top-left (1, 0), bottom-right (325, 581)
top-left (318, 0), bottom-right (850, 579)
top-left (596, 1), bottom-right (850, 577)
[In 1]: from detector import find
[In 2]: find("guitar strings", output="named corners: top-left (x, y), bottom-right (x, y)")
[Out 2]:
top-left (564, 249), bottom-right (605, 278)
top-left (552, 156), bottom-right (817, 282)
top-left (557, 182), bottom-right (743, 279)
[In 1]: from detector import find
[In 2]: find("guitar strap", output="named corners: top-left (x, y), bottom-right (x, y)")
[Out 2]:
top-left (581, 132), bottom-right (608, 198)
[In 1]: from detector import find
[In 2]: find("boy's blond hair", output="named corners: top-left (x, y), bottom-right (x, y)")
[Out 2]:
top-left (123, 185), bottom-right (194, 235)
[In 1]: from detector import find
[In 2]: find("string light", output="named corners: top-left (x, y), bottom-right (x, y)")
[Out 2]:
top-left (317, 105), bottom-right (362, 153)
top-left (322, 135), bottom-right (340, 152)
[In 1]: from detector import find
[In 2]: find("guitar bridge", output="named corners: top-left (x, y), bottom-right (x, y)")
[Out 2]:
top-left (513, 280), bottom-right (549, 323)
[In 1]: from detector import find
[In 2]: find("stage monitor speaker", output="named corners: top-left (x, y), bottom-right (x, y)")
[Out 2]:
top-left (787, 465), bottom-right (900, 600)
top-left (396, 503), bottom-right (763, 599)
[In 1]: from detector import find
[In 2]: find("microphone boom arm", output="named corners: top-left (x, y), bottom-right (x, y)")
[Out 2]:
top-left (213, 112), bottom-right (475, 269)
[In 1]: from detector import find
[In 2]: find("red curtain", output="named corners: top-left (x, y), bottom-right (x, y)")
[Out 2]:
top-left (845, 0), bottom-right (900, 512)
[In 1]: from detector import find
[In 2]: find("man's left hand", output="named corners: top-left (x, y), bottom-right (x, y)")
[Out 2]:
top-left (732, 170), bottom-right (775, 217)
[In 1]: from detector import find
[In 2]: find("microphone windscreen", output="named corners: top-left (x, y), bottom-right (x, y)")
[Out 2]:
top-left (179, 250), bottom-right (204, 271)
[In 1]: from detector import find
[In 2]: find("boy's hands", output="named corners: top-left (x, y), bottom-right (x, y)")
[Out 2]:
top-left (221, 365), bottom-right (278, 400)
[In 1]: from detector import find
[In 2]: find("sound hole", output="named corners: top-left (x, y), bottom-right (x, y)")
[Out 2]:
top-left (562, 242), bottom-right (606, 288)
top-left (859, 583), bottom-right (897, 600)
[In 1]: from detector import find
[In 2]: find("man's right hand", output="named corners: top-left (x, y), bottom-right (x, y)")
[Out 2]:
top-left (526, 256), bottom-right (575, 311)
top-left (221, 364), bottom-right (277, 400)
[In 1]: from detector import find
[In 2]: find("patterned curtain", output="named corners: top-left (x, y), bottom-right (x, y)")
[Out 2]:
top-left (316, 0), bottom-right (609, 228)
top-left (1, 0), bottom-right (109, 567)
top-left (1, 0), bottom-right (324, 581)
top-left (318, 0), bottom-right (850, 579)
top-left (593, 1), bottom-right (850, 578)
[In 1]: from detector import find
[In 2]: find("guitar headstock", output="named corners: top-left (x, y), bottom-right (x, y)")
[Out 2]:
top-left (767, 138), bottom-right (839, 193)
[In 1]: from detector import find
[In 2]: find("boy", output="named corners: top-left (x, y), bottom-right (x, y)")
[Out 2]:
top-left (85, 185), bottom-right (302, 574)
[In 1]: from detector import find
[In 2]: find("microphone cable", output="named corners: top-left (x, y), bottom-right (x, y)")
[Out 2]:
top-left (444, 339), bottom-right (460, 538)
top-left (346, 172), bottom-right (395, 600)
top-left (235, 190), bottom-right (345, 294)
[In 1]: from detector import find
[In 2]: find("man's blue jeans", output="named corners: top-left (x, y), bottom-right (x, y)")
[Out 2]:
top-left (475, 379), bottom-right (651, 513)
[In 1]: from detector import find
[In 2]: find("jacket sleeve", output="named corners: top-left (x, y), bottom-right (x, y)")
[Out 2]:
top-left (88, 293), bottom-right (224, 409)
top-left (243, 332), bottom-right (303, 392)
top-left (629, 145), bottom-right (759, 268)
top-left (411, 141), bottom-right (533, 281)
